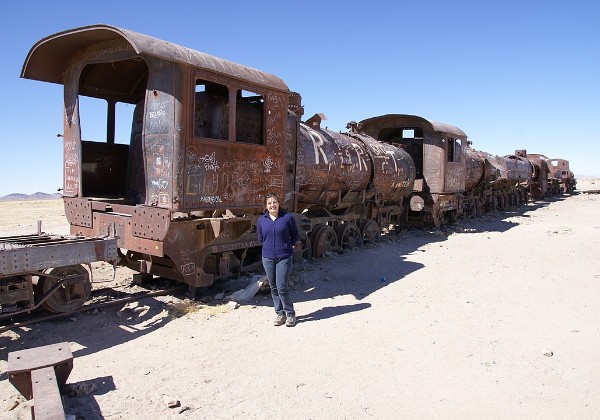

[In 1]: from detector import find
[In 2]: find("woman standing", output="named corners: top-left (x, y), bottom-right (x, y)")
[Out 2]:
top-left (257, 193), bottom-right (299, 327)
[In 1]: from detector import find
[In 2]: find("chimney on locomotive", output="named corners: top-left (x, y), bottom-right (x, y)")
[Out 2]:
top-left (515, 149), bottom-right (527, 157)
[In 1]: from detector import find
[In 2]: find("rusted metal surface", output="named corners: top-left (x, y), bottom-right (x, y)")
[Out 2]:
top-left (27, 22), bottom-right (295, 287)
top-left (30, 367), bottom-right (65, 419)
top-left (460, 146), bottom-right (535, 212)
top-left (18, 25), bottom-right (419, 287)
top-left (347, 126), bottom-right (416, 205)
top-left (15, 25), bottom-right (575, 295)
top-left (359, 114), bottom-right (467, 194)
top-left (297, 116), bottom-right (415, 211)
top-left (0, 233), bottom-right (117, 317)
top-left (359, 114), bottom-right (467, 226)
top-left (7, 342), bottom-right (73, 399)
top-left (502, 152), bottom-right (533, 183)
top-left (522, 152), bottom-right (551, 198)
top-left (8, 342), bottom-right (72, 419)
top-left (549, 158), bottom-right (577, 193)
top-left (23, 25), bottom-right (291, 210)
top-left (296, 116), bottom-right (371, 210)
top-left (22, 25), bottom-right (288, 91)
top-left (464, 147), bottom-right (505, 190)
top-left (0, 234), bottom-right (118, 277)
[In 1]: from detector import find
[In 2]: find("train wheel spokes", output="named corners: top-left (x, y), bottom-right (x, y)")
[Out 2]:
top-left (311, 225), bottom-right (338, 258)
top-left (336, 222), bottom-right (361, 249)
top-left (36, 264), bottom-right (92, 313)
top-left (360, 219), bottom-right (381, 244)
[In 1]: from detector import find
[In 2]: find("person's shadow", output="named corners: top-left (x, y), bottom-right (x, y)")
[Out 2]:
top-left (297, 303), bottom-right (371, 323)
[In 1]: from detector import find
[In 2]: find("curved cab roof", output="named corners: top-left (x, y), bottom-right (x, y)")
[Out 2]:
top-left (21, 24), bottom-right (289, 92)
top-left (360, 114), bottom-right (467, 138)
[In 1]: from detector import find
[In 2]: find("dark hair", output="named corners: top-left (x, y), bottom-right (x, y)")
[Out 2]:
top-left (264, 193), bottom-right (280, 206)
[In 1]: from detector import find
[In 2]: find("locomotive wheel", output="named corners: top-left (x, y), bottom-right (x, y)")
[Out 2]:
top-left (360, 219), bottom-right (381, 243)
top-left (36, 265), bottom-right (92, 313)
top-left (336, 222), bottom-right (361, 249)
top-left (310, 225), bottom-right (338, 258)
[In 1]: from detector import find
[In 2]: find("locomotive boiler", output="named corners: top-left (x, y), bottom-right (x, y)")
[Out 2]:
top-left (463, 147), bottom-right (531, 212)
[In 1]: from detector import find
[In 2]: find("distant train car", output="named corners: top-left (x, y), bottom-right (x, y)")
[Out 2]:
top-left (21, 25), bottom-right (415, 296)
top-left (549, 158), bottom-right (577, 193)
top-left (515, 150), bottom-right (551, 199)
top-left (359, 114), bottom-right (467, 227)
top-left (359, 115), bottom-right (549, 225)
top-left (463, 147), bottom-right (530, 212)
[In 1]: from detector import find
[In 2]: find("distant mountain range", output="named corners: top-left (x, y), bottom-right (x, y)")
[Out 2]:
top-left (0, 192), bottom-right (63, 201)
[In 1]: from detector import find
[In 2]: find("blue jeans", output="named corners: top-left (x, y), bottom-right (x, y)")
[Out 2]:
top-left (262, 257), bottom-right (294, 317)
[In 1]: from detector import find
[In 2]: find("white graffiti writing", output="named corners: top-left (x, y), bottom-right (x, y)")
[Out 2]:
top-left (148, 109), bottom-right (167, 119)
top-left (199, 195), bottom-right (223, 203)
top-left (306, 127), bottom-right (328, 165)
top-left (200, 152), bottom-right (220, 171)
top-left (151, 179), bottom-right (169, 189)
top-left (263, 156), bottom-right (274, 173)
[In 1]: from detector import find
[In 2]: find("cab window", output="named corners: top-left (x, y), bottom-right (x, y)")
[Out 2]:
top-left (447, 138), bottom-right (462, 162)
top-left (194, 79), bottom-right (229, 140)
top-left (236, 89), bottom-right (264, 144)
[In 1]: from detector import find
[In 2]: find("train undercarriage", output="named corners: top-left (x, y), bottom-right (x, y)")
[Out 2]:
top-left (0, 230), bottom-right (118, 320)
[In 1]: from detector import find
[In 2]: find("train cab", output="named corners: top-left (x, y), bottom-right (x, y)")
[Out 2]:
top-left (359, 114), bottom-right (467, 226)
top-left (549, 159), bottom-right (577, 193)
top-left (21, 24), bottom-right (300, 287)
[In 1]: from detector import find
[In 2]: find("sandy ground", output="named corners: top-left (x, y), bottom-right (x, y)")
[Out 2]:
top-left (1, 179), bottom-right (600, 419)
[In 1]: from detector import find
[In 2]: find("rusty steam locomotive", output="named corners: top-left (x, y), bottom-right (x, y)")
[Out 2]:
top-left (0, 25), bottom-right (576, 317)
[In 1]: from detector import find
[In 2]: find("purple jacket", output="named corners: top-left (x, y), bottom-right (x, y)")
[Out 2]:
top-left (257, 209), bottom-right (299, 259)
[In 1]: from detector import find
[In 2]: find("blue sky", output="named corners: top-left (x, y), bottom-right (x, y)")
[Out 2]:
top-left (1, 1), bottom-right (598, 196)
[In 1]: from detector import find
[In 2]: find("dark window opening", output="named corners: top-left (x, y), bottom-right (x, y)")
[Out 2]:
top-left (378, 127), bottom-right (424, 142)
top-left (194, 80), bottom-right (229, 140)
top-left (447, 138), bottom-right (461, 163)
top-left (236, 89), bottom-right (264, 144)
top-left (377, 127), bottom-right (424, 179)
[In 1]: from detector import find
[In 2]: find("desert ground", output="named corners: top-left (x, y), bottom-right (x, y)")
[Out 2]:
top-left (1, 179), bottom-right (600, 419)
